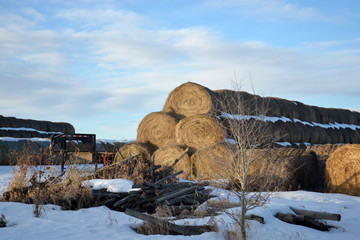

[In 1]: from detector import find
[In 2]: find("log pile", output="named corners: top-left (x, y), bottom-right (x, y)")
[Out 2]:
top-left (93, 152), bottom-right (215, 214)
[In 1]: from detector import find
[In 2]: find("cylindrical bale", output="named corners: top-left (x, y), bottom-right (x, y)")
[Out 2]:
top-left (284, 122), bottom-right (302, 143)
top-left (309, 126), bottom-right (320, 144)
top-left (163, 82), bottom-right (216, 117)
top-left (348, 129), bottom-right (360, 144)
top-left (340, 128), bottom-right (351, 143)
top-left (266, 98), bottom-right (283, 118)
top-left (62, 122), bottom-right (75, 134)
top-left (137, 112), bottom-right (182, 147)
top-left (115, 141), bottom-right (156, 162)
top-left (326, 144), bottom-right (360, 196)
top-left (312, 107), bottom-right (323, 124)
top-left (191, 142), bottom-right (233, 180)
top-left (9, 117), bottom-right (27, 128)
top-left (354, 112), bottom-right (360, 125)
top-left (27, 120), bottom-right (42, 132)
top-left (0, 116), bottom-right (12, 128)
top-left (175, 114), bottom-right (225, 149)
top-left (281, 100), bottom-right (297, 119)
top-left (306, 144), bottom-right (341, 161)
top-left (266, 148), bottom-right (319, 191)
top-left (335, 128), bottom-right (344, 143)
top-left (152, 144), bottom-right (192, 178)
top-left (0, 141), bottom-right (7, 165)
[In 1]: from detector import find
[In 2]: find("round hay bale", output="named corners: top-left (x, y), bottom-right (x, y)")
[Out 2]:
top-left (62, 122), bottom-right (75, 134)
top-left (284, 122), bottom-right (302, 143)
top-left (306, 144), bottom-right (341, 161)
top-left (9, 117), bottom-right (27, 128)
top-left (163, 82), bottom-right (216, 117)
top-left (175, 114), bottom-right (225, 149)
top-left (340, 128), bottom-right (351, 143)
top-left (115, 141), bottom-right (156, 162)
top-left (354, 112), bottom-right (360, 125)
top-left (326, 144), bottom-right (360, 196)
top-left (137, 112), bottom-right (182, 147)
top-left (0, 141), bottom-right (7, 165)
top-left (0, 116), bottom-right (12, 128)
top-left (152, 145), bottom-right (192, 178)
top-left (191, 142), bottom-right (233, 180)
top-left (27, 120), bottom-right (42, 132)
top-left (309, 126), bottom-right (321, 144)
top-left (266, 98), bottom-right (283, 118)
top-left (349, 129), bottom-right (360, 144)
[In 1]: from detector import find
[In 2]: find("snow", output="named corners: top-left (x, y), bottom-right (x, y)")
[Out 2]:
top-left (0, 137), bottom-right (51, 142)
top-left (0, 127), bottom-right (62, 135)
top-left (219, 112), bottom-right (360, 130)
top-left (1, 165), bottom-right (360, 240)
top-left (83, 179), bottom-right (134, 193)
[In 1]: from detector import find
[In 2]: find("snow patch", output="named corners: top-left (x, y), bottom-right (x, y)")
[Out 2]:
top-left (83, 179), bottom-right (134, 193)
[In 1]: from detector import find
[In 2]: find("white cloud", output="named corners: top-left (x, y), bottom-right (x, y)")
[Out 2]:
top-left (205, 0), bottom-right (332, 21)
top-left (1, 4), bottom-right (359, 138)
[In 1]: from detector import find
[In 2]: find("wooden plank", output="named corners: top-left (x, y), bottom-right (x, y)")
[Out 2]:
top-left (125, 208), bottom-right (214, 235)
top-left (289, 207), bottom-right (341, 221)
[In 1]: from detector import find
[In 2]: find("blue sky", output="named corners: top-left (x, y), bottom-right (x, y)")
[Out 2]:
top-left (1, 0), bottom-right (359, 140)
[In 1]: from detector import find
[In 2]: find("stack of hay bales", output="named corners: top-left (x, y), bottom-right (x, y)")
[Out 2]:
top-left (123, 82), bottom-right (360, 187)
top-left (0, 115), bottom-right (75, 138)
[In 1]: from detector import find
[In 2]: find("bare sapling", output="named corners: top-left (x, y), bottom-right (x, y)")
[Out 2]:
top-left (210, 81), bottom-right (288, 240)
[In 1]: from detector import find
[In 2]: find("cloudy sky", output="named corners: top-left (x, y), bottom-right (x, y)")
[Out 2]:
top-left (1, 0), bottom-right (359, 140)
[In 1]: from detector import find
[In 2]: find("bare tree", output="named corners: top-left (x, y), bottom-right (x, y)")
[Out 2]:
top-left (211, 82), bottom-right (287, 240)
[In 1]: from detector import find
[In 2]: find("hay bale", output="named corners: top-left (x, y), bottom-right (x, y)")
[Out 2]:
top-left (152, 144), bottom-right (192, 178)
top-left (306, 144), bottom-right (341, 161)
top-left (191, 142), bottom-right (233, 180)
top-left (163, 82), bottom-right (217, 117)
top-left (326, 144), bottom-right (360, 196)
top-left (0, 116), bottom-right (12, 128)
top-left (175, 114), bottom-right (225, 149)
top-left (136, 112), bottom-right (182, 147)
top-left (115, 141), bottom-right (156, 162)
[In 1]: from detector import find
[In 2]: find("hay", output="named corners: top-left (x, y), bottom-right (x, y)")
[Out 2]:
top-left (175, 114), bottom-right (225, 149)
top-left (136, 112), bottom-right (182, 147)
top-left (152, 145), bottom-right (192, 178)
top-left (115, 141), bottom-right (156, 162)
top-left (191, 142), bottom-right (233, 180)
top-left (306, 144), bottom-right (341, 161)
top-left (163, 82), bottom-right (216, 117)
top-left (0, 116), bottom-right (12, 128)
top-left (326, 144), bottom-right (360, 196)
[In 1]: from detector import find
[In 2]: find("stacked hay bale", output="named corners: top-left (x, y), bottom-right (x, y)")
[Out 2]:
top-left (0, 115), bottom-right (75, 138)
top-left (128, 82), bottom-right (360, 190)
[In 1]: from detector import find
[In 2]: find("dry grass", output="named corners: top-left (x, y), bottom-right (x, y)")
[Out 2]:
top-left (3, 142), bottom-right (94, 211)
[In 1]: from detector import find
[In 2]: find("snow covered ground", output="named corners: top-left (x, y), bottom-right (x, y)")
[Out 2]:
top-left (1, 165), bottom-right (360, 240)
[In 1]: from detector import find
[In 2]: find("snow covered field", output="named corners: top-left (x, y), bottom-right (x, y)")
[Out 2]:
top-left (1, 165), bottom-right (360, 240)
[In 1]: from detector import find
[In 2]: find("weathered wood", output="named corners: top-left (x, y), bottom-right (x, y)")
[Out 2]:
top-left (125, 208), bottom-right (214, 235)
top-left (95, 153), bottom-right (140, 174)
top-left (155, 185), bottom-right (204, 205)
top-left (171, 148), bottom-right (189, 168)
top-left (245, 214), bottom-right (265, 224)
top-left (289, 206), bottom-right (341, 221)
top-left (155, 170), bottom-right (183, 184)
top-left (206, 199), bottom-right (241, 209)
top-left (275, 212), bottom-right (330, 231)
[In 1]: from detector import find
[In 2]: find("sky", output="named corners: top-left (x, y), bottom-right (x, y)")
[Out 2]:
top-left (0, 0), bottom-right (359, 140)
